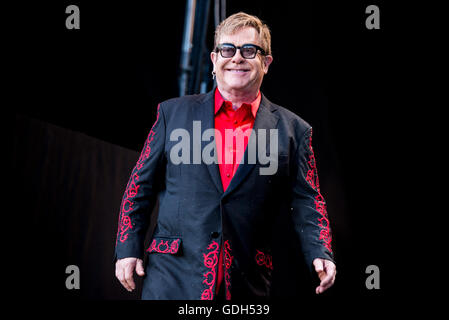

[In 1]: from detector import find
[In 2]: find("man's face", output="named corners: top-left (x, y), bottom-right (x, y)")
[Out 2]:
top-left (211, 27), bottom-right (273, 96)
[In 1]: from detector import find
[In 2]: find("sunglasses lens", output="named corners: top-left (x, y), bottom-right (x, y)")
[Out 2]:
top-left (241, 46), bottom-right (257, 58)
top-left (220, 45), bottom-right (236, 58)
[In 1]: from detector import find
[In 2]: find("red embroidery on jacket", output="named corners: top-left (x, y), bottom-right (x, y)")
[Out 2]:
top-left (116, 105), bottom-right (161, 244)
top-left (146, 238), bottom-right (180, 254)
top-left (201, 241), bottom-right (220, 300)
top-left (255, 250), bottom-right (273, 270)
top-left (305, 130), bottom-right (333, 253)
top-left (224, 240), bottom-right (233, 300)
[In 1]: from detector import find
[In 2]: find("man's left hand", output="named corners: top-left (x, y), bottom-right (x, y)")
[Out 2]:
top-left (312, 258), bottom-right (336, 294)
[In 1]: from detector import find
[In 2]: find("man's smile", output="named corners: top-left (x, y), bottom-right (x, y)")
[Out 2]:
top-left (225, 68), bottom-right (250, 73)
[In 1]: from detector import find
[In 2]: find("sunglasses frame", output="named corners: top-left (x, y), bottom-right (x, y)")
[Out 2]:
top-left (215, 43), bottom-right (266, 59)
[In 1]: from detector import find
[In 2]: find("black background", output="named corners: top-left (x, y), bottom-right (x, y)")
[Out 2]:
top-left (8, 0), bottom-right (435, 315)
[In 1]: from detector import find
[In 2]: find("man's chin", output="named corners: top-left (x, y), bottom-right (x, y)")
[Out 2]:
top-left (222, 81), bottom-right (250, 91)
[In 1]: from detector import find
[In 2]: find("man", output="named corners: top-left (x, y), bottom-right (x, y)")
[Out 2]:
top-left (115, 12), bottom-right (336, 300)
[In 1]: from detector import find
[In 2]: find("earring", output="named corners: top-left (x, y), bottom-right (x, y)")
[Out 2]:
top-left (212, 71), bottom-right (216, 80)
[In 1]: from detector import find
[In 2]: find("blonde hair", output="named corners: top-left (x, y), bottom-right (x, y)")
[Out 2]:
top-left (214, 12), bottom-right (272, 56)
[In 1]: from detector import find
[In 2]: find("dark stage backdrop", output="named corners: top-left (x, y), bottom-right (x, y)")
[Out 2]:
top-left (9, 0), bottom-right (418, 307)
top-left (13, 115), bottom-right (143, 300)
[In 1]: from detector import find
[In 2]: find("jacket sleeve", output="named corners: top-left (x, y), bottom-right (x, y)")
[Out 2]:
top-left (114, 104), bottom-right (166, 260)
top-left (291, 127), bottom-right (334, 272)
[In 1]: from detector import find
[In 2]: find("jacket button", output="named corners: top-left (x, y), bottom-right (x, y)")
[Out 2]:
top-left (210, 231), bottom-right (220, 238)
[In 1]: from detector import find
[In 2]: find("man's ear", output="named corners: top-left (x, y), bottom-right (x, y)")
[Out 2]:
top-left (210, 51), bottom-right (217, 68)
top-left (263, 55), bottom-right (273, 74)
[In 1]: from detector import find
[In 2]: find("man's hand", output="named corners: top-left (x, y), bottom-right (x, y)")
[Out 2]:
top-left (313, 258), bottom-right (336, 294)
top-left (115, 257), bottom-right (145, 292)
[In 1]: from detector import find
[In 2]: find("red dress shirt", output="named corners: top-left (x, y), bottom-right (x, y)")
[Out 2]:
top-left (213, 87), bottom-right (261, 296)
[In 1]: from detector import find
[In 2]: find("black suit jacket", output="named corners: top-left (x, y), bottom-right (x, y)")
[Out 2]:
top-left (114, 90), bottom-right (334, 299)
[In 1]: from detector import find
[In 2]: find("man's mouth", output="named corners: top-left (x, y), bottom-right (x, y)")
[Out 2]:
top-left (226, 68), bottom-right (250, 73)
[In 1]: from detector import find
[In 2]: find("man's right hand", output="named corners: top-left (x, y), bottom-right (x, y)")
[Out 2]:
top-left (115, 257), bottom-right (145, 292)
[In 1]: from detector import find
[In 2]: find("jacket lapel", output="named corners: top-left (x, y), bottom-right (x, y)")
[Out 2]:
top-left (194, 91), bottom-right (224, 194)
top-left (222, 94), bottom-right (279, 198)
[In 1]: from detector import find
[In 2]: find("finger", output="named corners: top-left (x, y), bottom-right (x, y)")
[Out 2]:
top-left (116, 263), bottom-right (131, 291)
top-left (317, 270), bottom-right (326, 281)
top-left (321, 263), bottom-right (336, 286)
top-left (320, 270), bottom-right (334, 288)
top-left (124, 263), bottom-right (136, 291)
top-left (121, 278), bottom-right (132, 291)
top-left (319, 276), bottom-right (335, 293)
top-left (136, 259), bottom-right (145, 276)
top-left (326, 261), bottom-right (336, 275)
top-left (317, 268), bottom-right (336, 294)
top-left (313, 259), bottom-right (324, 273)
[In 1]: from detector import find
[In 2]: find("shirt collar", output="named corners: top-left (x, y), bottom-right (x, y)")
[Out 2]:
top-left (214, 87), bottom-right (261, 118)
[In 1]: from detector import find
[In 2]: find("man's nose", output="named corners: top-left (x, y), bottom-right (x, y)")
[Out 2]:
top-left (231, 48), bottom-right (245, 63)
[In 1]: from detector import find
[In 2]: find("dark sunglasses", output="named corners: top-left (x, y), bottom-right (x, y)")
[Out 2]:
top-left (215, 43), bottom-right (266, 59)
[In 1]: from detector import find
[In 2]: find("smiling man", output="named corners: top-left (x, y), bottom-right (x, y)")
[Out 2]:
top-left (211, 26), bottom-right (272, 104)
top-left (114, 12), bottom-right (336, 300)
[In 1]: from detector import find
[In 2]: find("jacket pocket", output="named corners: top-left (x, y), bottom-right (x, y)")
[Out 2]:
top-left (146, 236), bottom-right (182, 255)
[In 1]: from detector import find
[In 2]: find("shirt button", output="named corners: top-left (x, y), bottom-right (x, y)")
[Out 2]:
top-left (210, 231), bottom-right (220, 238)
top-left (226, 173), bottom-right (230, 177)
top-left (233, 120), bottom-right (238, 124)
